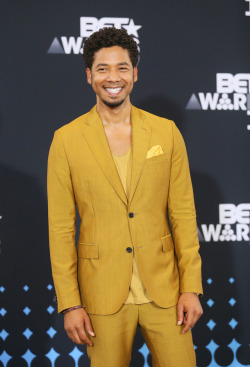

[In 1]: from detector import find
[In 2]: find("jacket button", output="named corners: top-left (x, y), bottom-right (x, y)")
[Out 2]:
top-left (128, 212), bottom-right (134, 218)
top-left (126, 247), bottom-right (132, 253)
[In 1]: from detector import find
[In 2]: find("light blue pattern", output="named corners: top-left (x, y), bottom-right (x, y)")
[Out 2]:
top-left (207, 319), bottom-right (216, 330)
top-left (207, 299), bottom-right (214, 307)
top-left (206, 340), bottom-right (221, 367)
top-left (228, 298), bottom-right (236, 306)
top-left (227, 339), bottom-right (250, 367)
top-left (138, 343), bottom-right (150, 367)
top-left (69, 346), bottom-right (84, 366)
top-left (23, 285), bottom-right (29, 292)
top-left (0, 308), bottom-right (7, 316)
top-left (23, 307), bottom-right (31, 315)
top-left (0, 351), bottom-right (12, 367)
top-left (228, 318), bottom-right (238, 329)
top-left (0, 329), bottom-right (9, 341)
top-left (46, 327), bottom-right (57, 338)
top-left (47, 305), bottom-right (55, 314)
top-left (203, 338), bottom-right (250, 367)
top-left (45, 348), bottom-right (60, 367)
top-left (23, 328), bottom-right (33, 340)
top-left (21, 349), bottom-right (36, 367)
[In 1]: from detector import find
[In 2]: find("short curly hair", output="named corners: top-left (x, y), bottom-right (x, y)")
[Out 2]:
top-left (83, 27), bottom-right (139, 69)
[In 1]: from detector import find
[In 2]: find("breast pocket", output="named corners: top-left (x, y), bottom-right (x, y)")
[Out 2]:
top-left (78, 243), bottom-right (99, 259)
top-left (145, 153), bottom-right (168, 165)
top-left (139, 153), bottom-right (170, 207)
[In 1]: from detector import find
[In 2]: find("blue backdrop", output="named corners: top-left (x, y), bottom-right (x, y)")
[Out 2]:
top-left (0, 1), bottom-right (250, 366)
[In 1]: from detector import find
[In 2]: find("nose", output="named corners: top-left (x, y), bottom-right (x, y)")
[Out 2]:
top-left (107, 68), bottom-right (120, 82)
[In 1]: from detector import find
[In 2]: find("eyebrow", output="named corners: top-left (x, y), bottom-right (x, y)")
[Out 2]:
top-left (95, 62), bottom-right (130, 68)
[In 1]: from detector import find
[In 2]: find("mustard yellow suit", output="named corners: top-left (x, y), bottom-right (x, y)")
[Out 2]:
top-left (47, 105), bottom-right (203, 315)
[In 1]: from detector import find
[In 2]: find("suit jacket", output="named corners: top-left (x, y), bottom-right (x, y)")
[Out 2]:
top-left (47, 105), bottom-right (203, 315)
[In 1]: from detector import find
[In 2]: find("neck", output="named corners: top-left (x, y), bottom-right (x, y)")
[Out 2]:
top-left (96, 98), bottom-right (131, 126)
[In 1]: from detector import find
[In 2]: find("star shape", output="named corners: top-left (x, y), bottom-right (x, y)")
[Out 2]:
top-left (123, 19), bottom-right (141, 38)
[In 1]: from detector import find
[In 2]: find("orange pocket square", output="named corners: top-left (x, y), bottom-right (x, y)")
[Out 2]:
top-left (146, 145), bottom-right (164, 159)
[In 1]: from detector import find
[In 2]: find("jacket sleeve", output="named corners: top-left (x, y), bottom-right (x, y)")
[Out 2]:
top-left (167, 122), bottom-right (203, 295)
top-left (47, 130), bottom-right (82, 313)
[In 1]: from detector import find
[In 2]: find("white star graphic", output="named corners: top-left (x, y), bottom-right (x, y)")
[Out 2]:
top-left (123, 19), bottom-right (141, 38)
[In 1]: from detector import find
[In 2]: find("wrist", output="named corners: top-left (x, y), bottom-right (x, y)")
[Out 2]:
top-left (62, 305), bottom-right (83, 314)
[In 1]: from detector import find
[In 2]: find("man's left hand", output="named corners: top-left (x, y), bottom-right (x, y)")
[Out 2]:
top-left (177, 293), bottom-right (203, 334)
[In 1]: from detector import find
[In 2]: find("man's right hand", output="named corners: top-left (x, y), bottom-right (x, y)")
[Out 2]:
top-left (64, 307), bottom-right (95, 345)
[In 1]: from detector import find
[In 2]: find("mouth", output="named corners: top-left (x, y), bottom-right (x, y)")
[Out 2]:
top-left (104, 87), bottom-right (123, 96)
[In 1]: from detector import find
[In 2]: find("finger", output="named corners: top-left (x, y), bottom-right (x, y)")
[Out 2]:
top-left (84, 316), bottom-right (95, 336)
top-left (183, 312), bottom-right (188, 323)
top-left (192, 310), bottom-right (202, 326)
top-left (182, 324), bottom-right (191, 334)
top-left (68, 330), bottom-right (85, 345)
top-left (177, 303), bottom-right (184, 326)
top-left (182, 311), bottom-right (195, 334)
top-left (77, 327), bottom-right (93, 346)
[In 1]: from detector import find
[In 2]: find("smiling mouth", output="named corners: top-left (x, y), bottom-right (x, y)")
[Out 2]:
top-left (104, 87), bottom-right (123, 96)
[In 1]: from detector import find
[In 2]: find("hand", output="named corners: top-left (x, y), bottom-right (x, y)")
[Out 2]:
top-left (64, 307), bottom-right (95, 345)
top-left (177, 293), bottom-right (203, 334)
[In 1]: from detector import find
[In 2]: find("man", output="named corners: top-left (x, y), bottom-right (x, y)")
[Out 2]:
top-left (47, 27), bottom-right (203, 367)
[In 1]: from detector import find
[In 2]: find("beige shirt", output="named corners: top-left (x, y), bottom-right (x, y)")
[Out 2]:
top-left (112, 146), bottom-right (152, 304)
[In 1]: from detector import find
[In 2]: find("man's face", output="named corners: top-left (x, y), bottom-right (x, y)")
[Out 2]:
top-left (86, 46), bottom-right (138, 108)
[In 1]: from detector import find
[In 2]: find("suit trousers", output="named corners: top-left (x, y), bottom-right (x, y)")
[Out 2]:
top-left (86, 302), bottom-right (196, 367)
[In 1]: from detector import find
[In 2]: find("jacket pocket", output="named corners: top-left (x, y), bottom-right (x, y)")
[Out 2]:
top-left (145, 153), bottom-right (168, 165)
top-left (161, 234), bottom-right (174, 252)
top-left (78, 243), bottom-right (99, 259)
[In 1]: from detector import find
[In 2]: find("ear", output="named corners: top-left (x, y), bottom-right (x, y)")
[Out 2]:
top-left (86, 68), bottom-right (92, 85)
top-left (133, 66), bottom-right (138, 83)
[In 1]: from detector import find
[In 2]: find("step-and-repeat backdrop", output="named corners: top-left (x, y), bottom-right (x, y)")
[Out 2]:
top-left (1, 1), bottom-right (249, 366)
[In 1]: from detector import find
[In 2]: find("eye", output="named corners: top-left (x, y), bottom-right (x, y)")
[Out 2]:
top-left (97, 68), bottom-right (107, 72)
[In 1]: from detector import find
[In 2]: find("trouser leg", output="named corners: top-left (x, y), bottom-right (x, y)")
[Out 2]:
top-left (86, 304), bottom-right (138, 367)
top-left (139, 302), bottom-right (196, 367)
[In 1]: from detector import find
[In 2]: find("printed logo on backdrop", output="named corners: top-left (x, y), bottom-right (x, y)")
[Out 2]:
top-left (245, 0), bottom-right (250, 16)
top-left (186, 73), bottom-right (250, 130)
top-left (47, 17), bottom-right (141, 55)
top-left (198, 203), bottom-right (250, 243)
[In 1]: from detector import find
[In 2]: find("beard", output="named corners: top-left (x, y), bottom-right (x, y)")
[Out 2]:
top-left (101, 97), bottom-right (125, 109)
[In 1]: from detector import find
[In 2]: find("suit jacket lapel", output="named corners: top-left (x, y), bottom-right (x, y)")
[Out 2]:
top-left (129, 106), bottom-right (151, 204)
top-left (80, 106), bottom-right (128, 205)
top-left (80, 105), bottom-right (151, 206)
